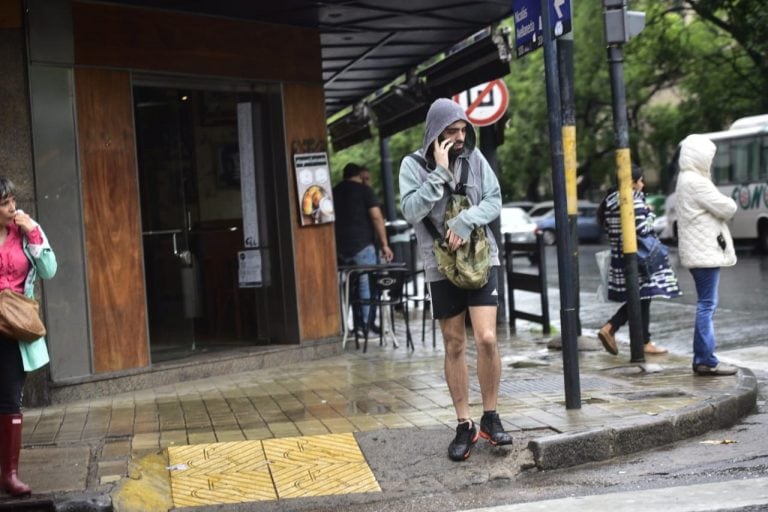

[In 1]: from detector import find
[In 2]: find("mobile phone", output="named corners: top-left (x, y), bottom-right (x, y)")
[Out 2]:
top-left (717, 234), bottom-right (726, 250)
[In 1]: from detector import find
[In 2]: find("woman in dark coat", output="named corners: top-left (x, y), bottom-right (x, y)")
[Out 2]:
top-left (597, 165), bottom-right (680, 355)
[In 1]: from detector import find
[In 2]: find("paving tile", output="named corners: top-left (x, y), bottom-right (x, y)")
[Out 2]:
top-left (97, 459), bottom-right (128, 479)
top-left (373, 413), bottom-right (414, 429)
top-left (214, 429), bottom-right (246, 442)
top-left (101, 439), bottom-right (131, 459)
top-left (294, 419), bottom-right (331, 436)
top-left (348, 415), bottom-right (386, 431)
top-left (132, 432), bottom-right (160, 453)
top-left (20, 445), bottom-right (89, 493)
top-left (320, 417), bottom-right (357, 433)
top-left (242, 427), bottom-right (274, 441)
top-left (160, 425), bottom-right (188, 441)
top-left (187, 429), bottom-right (217, 445)
top-left (268, 421), bottom-right (301, 438)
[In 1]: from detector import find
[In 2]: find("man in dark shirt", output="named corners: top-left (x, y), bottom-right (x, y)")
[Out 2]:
top-left (334, 163), bottom-right (393, 334)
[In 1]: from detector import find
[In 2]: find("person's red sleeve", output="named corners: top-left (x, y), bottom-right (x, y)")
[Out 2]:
top-left (26, 226), bottom-right (43, 245)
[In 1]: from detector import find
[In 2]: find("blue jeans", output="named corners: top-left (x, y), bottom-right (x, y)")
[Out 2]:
top-left (341, 244), bottom-right (378, 330)
top-left (690, 267), bottom-right (720, 368)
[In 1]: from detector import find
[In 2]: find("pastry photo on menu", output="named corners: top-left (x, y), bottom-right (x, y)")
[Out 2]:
top-left (294, 152), bottom-right (335, 226)
top-left (301, 185), bottom-right (334, 223)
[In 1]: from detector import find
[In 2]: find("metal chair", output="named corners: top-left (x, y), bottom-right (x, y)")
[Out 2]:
top-left (404, 276), bottom-right (437, 348)
top-left (348, 268), bottom-right (413, 352)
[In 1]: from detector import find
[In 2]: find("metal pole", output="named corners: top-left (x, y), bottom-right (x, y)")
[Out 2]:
top-left (606, 43), bottom-right (645, 363)
top-left (542, 0), bottom-right (581, 409)
top-left (480, 124), bottom-right (507, 323)
top-left (379, 136), bottom-right (396, 221)
top-left (558, 31), bottom-right (581, 337)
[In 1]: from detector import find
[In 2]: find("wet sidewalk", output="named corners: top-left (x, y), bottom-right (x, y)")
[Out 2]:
top-left (0, 291), bottom-right (760, 512)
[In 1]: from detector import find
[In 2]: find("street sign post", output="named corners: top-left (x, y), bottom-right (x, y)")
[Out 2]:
top-left (513, 0), bottom-right (572, 58)
top-left (452, 79), bottom-right (509, 127)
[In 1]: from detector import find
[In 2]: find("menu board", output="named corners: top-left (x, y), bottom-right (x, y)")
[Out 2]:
top-left (294, 152), bottom-right (335, 226)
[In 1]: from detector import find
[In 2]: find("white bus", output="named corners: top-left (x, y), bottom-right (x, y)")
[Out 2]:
top-left (662, 114), bottom-right (768, 252)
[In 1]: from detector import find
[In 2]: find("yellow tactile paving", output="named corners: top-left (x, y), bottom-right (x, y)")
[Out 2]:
top-left (168, 441), bottom-right (276, 507)
top-left (263, 433), bottom-right (380, 499)
top-left (167, 434), bottom-right (380, 508)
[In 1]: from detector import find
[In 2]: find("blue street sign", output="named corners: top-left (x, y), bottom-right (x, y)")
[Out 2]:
top-left (512, 0), bottom-right (572, 58)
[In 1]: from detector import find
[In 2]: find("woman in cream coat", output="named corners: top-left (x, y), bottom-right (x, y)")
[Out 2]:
top-left (675, 134), bottom-right (737, 376)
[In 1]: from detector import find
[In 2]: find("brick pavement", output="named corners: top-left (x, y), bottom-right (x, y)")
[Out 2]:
top-left (0, 291), bottom-right (759, 510)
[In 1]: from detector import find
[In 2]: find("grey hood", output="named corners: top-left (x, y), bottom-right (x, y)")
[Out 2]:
top-left (421, 98), bottom-right (477, 162)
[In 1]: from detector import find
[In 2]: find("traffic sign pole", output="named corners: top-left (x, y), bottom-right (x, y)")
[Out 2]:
top-left (541, 0), bottom-right (581, 409)
top-left (513, 0), bottom-right (573, 58)
top-left (603, 0), bottom-right (645, 364)
top-left (558, 31), bottom-right (582, 337)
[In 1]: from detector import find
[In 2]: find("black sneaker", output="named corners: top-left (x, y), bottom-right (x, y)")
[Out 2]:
top-left (448, 421), bottom-right (479, 461)
top-left (479, 412), bottom-right (513, 446)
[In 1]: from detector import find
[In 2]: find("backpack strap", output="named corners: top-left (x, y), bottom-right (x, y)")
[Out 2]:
top-left (454, 158), bottom-right (470, 195)
top-left (404, 152), bottom-right (429, 170)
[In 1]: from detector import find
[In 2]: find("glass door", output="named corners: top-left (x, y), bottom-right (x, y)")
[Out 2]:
top-left (135, 82), bottom-right (280, 362)
top-left (135, 87), bottom-right (198, 362)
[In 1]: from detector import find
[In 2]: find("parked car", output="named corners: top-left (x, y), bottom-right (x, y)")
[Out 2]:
top-left (502, 200), bottom-right (535, 213)
top-left (527, 201), bottom-right (556, 222)
top-left (535, 202), bottom-right (603, 245)
top-left (500, 206), bottom-right (539, 263)
top-left (500, 207), bottom-right (538, 243)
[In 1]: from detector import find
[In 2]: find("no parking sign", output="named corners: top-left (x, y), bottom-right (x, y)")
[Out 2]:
top-left (452, 79), bottom-right (509, 127)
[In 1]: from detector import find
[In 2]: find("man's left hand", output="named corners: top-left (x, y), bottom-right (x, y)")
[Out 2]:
top-left (445, 229), bottom-right (467, 251)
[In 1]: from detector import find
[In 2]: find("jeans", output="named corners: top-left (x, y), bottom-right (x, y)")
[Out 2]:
top-left (341, 244), bottom-right (378, 331)
top-left (690, 267), bottom-right (720, 368)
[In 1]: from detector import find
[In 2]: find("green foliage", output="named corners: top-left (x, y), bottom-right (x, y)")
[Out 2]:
top-left (330, 0), bottom-right (767, 207)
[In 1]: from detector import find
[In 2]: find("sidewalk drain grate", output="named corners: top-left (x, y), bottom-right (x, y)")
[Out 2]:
top-left (480, 375), bottom-right (629, 395)
top-left (613, 390), bottom-right (689, 401)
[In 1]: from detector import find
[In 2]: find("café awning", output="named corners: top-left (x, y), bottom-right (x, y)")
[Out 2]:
top-left (103, 0), bottom-right (513, 116)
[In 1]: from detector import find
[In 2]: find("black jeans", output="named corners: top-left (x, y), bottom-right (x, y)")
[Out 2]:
top-left (0, 337), bottom-right (26, 414)
top-left (608, 298), bottom-right (651, 344)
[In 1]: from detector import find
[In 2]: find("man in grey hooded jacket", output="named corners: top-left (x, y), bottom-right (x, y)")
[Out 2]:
top-left (400, 98), bottom-right (511, 461)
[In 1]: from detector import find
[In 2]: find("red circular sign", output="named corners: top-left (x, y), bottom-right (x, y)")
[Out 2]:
top-left (452, 79), bottom-right (509, 127)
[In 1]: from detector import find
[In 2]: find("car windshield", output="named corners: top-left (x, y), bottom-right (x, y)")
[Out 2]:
top-left (529, 206), bottom-right (553, 218)
top-left (540, 209), bottom-right (556, 219)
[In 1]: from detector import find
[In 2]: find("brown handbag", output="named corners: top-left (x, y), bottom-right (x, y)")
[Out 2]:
top-left (0, 289), bottom-right (46, 342)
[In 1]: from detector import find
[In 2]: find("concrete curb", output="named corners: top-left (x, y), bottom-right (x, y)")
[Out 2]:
top-left (528, 367), bottom-right (758, 470)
